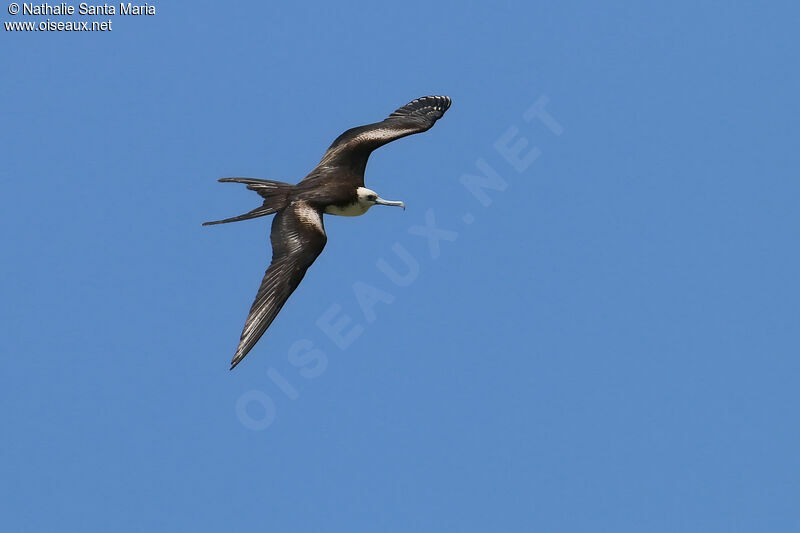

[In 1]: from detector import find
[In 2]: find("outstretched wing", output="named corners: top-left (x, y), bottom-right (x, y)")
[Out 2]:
top-left (229, 202), bottom-right (327, 369)
top-left (314, 95), bottom-right (452, 172)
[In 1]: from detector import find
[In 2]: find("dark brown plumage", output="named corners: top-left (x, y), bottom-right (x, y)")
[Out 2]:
top-left (204, 96), bottom-right (451, 369)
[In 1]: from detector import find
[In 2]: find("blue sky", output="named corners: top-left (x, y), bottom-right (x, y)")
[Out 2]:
top-left (2, 1), bottom-right (799, 531)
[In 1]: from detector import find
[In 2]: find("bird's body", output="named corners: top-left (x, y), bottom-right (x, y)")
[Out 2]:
top-left (205, 96), bottom-right (451, 369)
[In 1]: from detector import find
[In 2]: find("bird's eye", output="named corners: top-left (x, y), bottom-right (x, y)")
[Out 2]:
top-left (369, 195), bottom-right (378, 201)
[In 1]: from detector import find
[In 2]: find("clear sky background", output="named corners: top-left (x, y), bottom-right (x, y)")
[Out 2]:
top-left (2, 1), bottom-right (799, 531)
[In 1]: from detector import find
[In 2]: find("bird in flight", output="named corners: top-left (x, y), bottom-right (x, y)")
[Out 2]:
top-left (204, 95), bottom-right (452, 369)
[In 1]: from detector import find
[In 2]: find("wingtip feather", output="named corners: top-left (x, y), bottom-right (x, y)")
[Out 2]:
top-left (389, 95), bottom-right (452, 119)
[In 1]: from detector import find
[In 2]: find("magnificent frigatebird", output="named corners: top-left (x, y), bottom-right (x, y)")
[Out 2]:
top-left (204, 95), bottom-right (451, 369)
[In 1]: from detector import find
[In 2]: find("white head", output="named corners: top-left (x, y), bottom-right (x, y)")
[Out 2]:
top-left (356, 187), bottom-right (405, 211)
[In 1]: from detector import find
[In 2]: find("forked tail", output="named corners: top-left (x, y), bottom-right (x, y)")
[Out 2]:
top-left (203, 178), bottom-right (294, 225)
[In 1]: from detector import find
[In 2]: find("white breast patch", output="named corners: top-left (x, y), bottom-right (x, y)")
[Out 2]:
top-left (324, 202), bottom-right (370, 217)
